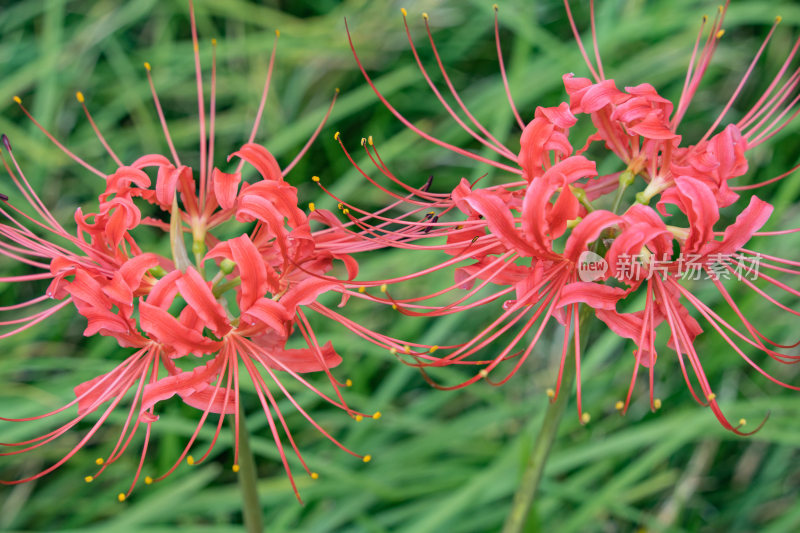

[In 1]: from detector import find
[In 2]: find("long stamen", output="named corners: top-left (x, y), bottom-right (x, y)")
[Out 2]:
top-left (143, 62), bottom-right (182, 166)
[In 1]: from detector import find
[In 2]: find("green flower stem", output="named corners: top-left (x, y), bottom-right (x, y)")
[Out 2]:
top-left (232, 409), bottom-right (264, 533)
top-left (502, 305), bottom-right (595, 533)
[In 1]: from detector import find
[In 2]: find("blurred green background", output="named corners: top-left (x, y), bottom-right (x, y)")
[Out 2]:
top-left (1, 0), bottom-right (799, 531)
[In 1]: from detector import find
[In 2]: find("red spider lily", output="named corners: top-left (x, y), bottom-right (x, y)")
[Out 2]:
top-left (0, 1), bottom-right (413, 503)
top-left (335, 3), bottom-right (800, 431)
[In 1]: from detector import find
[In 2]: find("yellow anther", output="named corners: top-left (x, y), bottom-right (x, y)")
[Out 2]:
top-left (211, 38), bottom-right (217, 45)
top-left (309, 202), bottom-right (316, 212)
top-left (334, 131), bottom-right (340, 141)
top-left (145, 476), bottom-right (153, 485)
top-left (95, 457), bottom-right (104, 465)
top-left (615, 401), bottom-right (624, 411)
top-left (368, 135), bottom-right (373, 146)
top-left (117, 493), bottom-right (126, 502)
top-left (546, 388), bottom-right (555, 399)
top-left (12, 96), bottom-right (21, 104)
top-left (373, 411), bottom-right (382, 420)
top-left (775, 16), bottom-right (782, 24)
top-left (403, 344), bottom-right (410, 354)
top-left (311, 175), bottom-right (320, 182)
top-left (335, 87), bottom-right (340, 93)
top-left (345, 378), bottom-right (353, 387)
top-left (355, 414), bottom-right (364, 422)
top-left (361, 137), bottom-right (366, 146)
top-left (707, 393), bottom-right (717, 401)
top-left (338, 202), bottom-right (343, 210)
top-left (362, 454), bottom-right (372, 463)
top-left (390, 347), bottom-right (398, 355)
top-left (478, 369), bottom-right (489, 378)
top-left (380, 283), bottom-right (388, 293)
top-left (739, 418), bottom-right (747, 426)
top-left (275, 29), bottom-right (280, 37)
top-left (232, 464), bottom-right (240, 473)
top-left (429, 345), bottom-right (438, 353)
top-left (193, 43), bottom-right (199, 52)
top-left (581, 413), bottom-right (591, 424)
top-left (186, 455), bottom-right (195, 466)
top-left (392, 304), bottom-right (398, 310)
top-left (401, 8), bottom-right (407, 16)
top-left (358, 286), bottom-right (366, 293)
top-left (144, 61), bottom-right (151, 71)
top-left (76, 91), bottom-right (85, 103)
top-left (653, 398), bottom-right (662, 410)
top-left (422, 12), bottom-right (428, 20)
top-left (716, 29), bottom-right (725, 39)
top-left (718, 5), bottom-right (724, 13)
top-left (311, 472), bottom-right (319, 480)
top-left (702, 15), bottom-right (708, 23)
top-left (493, 3), bottom-right (499, 10)
top-left (342, 208), bottom-right (350, 215)
top-left (84, 476), bottom-right (94, 483)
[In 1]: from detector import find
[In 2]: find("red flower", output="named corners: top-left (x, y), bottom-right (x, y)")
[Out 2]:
top-left (337, 3), bottom-right (800, 432)
top-left (0, 2), bottom-right (392, 502)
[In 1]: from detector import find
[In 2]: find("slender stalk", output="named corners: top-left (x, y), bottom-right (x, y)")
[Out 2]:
top-left (502, 306), bottom-right (595, 533)
top-left (232, 410), bottom-right (264, 533)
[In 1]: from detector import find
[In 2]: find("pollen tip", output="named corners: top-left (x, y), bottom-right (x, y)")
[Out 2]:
top-left (2, 134), bottom-right (12, 152)
top-left (335, 87), bottom-right (340, 93)
top-left (345, 378), bottom-right (353, 387)
top-left (493, 3), bottom-right (499, 10)
top-left (308, 202), bottom-right (316, 212)
top-left (358, 286), bottom-right (366, 293)
top-left (367, 135), bottom-right (373, 145)
top-left (702, 14), bottom-right (708, 23)
top-left (422, 12), bottom-right (428, 20)
top-left (145, 476), bottom-right (153, 484)
top-left (84, 476), bottom-right (94, 483)
top-left (95, 457), bottom-right (104, 466)
top-left (581, 412), bottom-right (591, 424)
top-left (311, 472), bottom-right (319, 480)
top-left (275, 29), bottom-right (280, 37)
top-left (716, 29), bottom-right (725, 39)
top-left (389, 347), bottom-right (398, 355)
top-left (186, 455), bottom-right (195, 466)
top-left (117, 493), bottom-right (126, 502)
top-left (232, 464), bottom-right (240, 473)
top-left (392, 303), bottom-right (398, 310)
top-left (478, 369), bottom-right (488, 378)
top-left (429, 345), bottom-right (438, 353)
top-left (653, 398), bottom-right (662, 410)
top-left (355, 414), bottom-right (364, 422)
top-left (342, 208), bottom-right (350, 215)
top-left (403, 344), bottom-right (410, 354)
top-left (380, 283), bottom-right (387, 293)
top-left (334, 131), bottom-right (340, 141)
top-left (144, 61), bottom-right (151, 71)
top-left (739, 418), bottom-right (747, 426)
top-left (707, 393), bottom-right (717, 401)
top-left (615, 401), bottom-right (624, 411)
top-left (373, 411), bottom-right (382, 420)
top-left (76, 91), bottom-right (85, 103)
top-left (401, 8), bottom-right (407, 17)
top-left (361, 137), bottom-right (366, 146)
top-left (546, 388), bottom-right (555, 399)
top-left (775, 15), bottom-right (782, 23)
top-left (311, 175), bottom-right (320, 182)
top-left (12, 96), bottom-right (21, 104)
top-left (362, 454), bottom-right (372, 463)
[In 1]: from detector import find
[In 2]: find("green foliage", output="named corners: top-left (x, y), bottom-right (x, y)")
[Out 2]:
top-left (1, 1), bottom-right (799, 531)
